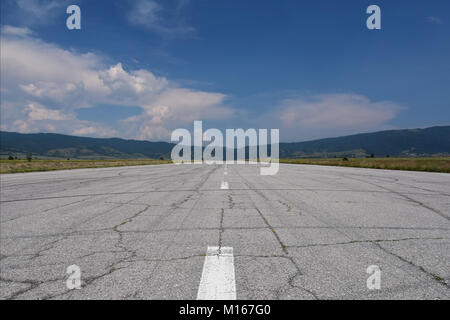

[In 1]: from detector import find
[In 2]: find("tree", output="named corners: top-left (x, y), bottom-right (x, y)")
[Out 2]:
top-left (26, 153), bottom-right (33, 162)
top-left (8, 155), bottom-right (14, 160)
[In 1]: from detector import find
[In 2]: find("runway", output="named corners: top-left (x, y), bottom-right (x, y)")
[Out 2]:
top-left (1, 163), bottom-right (449, 299)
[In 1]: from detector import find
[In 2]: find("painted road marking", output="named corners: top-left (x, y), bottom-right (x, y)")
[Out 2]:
top-left (197, 247), bottom-right (236, 300)
top-left (220, 181), bottom-right (229, 189)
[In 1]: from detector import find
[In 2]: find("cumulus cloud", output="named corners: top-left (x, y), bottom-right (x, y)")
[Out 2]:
top-left (72, 126), bottom-right (117, 137)
top-left (280, 94), bottom-right (401, 129)
top-left (257, 94), bottom-right (404, 141)
top-left (0, 26), bottom-right (232, 140)
top-left (26, 103), bottom-right (71, 121)
top-left (0, 101), bottom-right (117, 137)
top-left (2, 34), bottom-right (109, 110)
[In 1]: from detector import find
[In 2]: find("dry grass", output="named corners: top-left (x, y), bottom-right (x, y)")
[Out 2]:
top-left (0, 159), bottom-right (173, 174)
top-left (2, 158), bottom-right (449, 174)
top-left (280, 157), bottom-right (450, 173)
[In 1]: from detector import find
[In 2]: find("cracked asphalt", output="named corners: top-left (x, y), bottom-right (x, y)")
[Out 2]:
top-left (0, 163), bottom-right (449, 300)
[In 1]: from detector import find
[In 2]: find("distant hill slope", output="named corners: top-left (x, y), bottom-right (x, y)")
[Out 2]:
top-left (0, 132), bottom-right (174, 159)
top-left (1, 126), bottom-right (449, 159)
top-left (279, 126), bottom-right (450, 158)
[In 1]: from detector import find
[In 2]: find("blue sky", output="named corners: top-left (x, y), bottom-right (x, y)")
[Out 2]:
top-left (1, 0), bottom-right (449, 142)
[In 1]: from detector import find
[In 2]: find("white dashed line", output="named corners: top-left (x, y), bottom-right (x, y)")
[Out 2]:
top-left (197, 247), bottom-right (236, 300)
top-left (220, 181), bottom-right (229, 189)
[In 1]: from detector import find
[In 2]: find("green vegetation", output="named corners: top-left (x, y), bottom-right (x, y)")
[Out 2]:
top-left (278, 125), bottom-right (450, 158)
top-left (2, 125), bottom-right (450, 160)
top-left (0, 159), bottom-right (172, 174)
top-left (280, 157), bottom-right (450, 173)
top-left (0, 131), bottom-right (173, 160)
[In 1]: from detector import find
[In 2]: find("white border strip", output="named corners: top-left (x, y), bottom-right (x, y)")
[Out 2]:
top-left (197, 247), bottom-right (236, 300)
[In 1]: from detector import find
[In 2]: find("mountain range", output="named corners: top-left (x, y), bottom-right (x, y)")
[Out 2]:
top-left (1, 126), bottom-right (449, 159)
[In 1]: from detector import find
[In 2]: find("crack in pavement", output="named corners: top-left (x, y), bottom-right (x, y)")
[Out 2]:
top-left (1, 197), bottom-right (94, 224)
top-left (231, 168), bottom-right (319, 299)
top-left (287, 237), bottom-right (448, 248)
top-left (342, 175), bottom-right (450, 221)
top-left (2, 188), bottom-right (443, 204)
top-left (2, 225), bottom-right (449, 241)
top-left (372, 241), bottom-right (450, 291)
top-left (259, 168), bottom-right (450, 295)
top-left (2, 164), bottom-right (449, 300)
top-left (218, 208), bottom-right (225, 255)
top-left (131, 165), bottom-right (221, 291)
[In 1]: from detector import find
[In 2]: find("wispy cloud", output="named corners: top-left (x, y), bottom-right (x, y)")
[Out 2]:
top-left (426, 16), bottom-right (443, 25)
top-left (2, 0), bottom-right (71, 26)
top-left (1, 25), bottom-right (33, 37)
top-left (127, 0), bottom-right (195, 37)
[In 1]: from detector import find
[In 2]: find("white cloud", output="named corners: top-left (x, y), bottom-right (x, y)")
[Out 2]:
top-left (72, 126), bottom-right (117, 137)
top-left (1, 25), bottom-right (33, 37)
top-left (0, 27), bottom-right (232, 140)
top-left (11, 120), bottom-right (32, 133)
top-left (257, 94), bottom-right (404, 141)
top-left (427, 16), bottom-right (443, 25)
top-left (280, 94), bottom-right (401, 129)
top-left (2, 34), bottom-right (109, 108)
top-left (26, 103), bottom-right (71, 121)
top-left (127, 0), bottom-right (195, 36)
top-left (0, 101), bottom-right (117, 137)
top-left (146, 88), bottom-right (229, 122)
top-left (98, 63), bottom-right (168, 101)
top-left (16, 0), bottom-right (65, 17)
top-left (9, 0), bottom-right (71, 26)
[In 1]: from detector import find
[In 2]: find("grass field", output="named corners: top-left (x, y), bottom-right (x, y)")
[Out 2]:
top-left (0, 159), bottom-right (173, 174)
top-left (1, 158), bottom-right (449, 174)
top-left (280, 157), bottom-right (450, 173)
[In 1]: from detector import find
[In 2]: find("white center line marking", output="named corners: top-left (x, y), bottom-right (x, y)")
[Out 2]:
top-left (220, 181), bottom-right (229, 189)
top-left (197, 247), bottom-right (236, 300)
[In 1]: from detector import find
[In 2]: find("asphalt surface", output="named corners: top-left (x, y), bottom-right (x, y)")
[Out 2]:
top-left (0, 163), bottom-right (449, 300)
